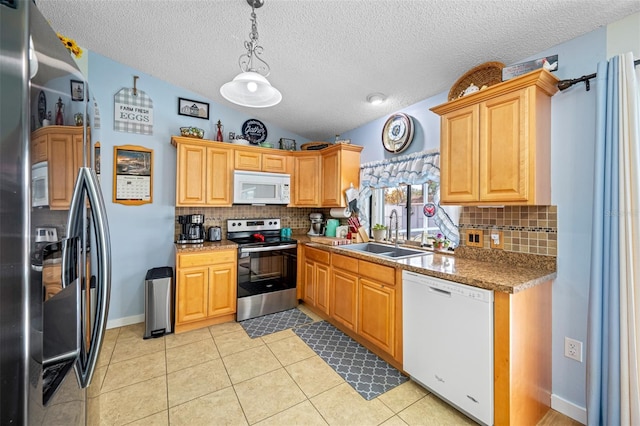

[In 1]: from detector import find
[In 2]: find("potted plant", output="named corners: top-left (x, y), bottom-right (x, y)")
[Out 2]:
top-left (372, 224), bottom-right (388, 242)
top-left (433, 233), bottom-right (450, 250)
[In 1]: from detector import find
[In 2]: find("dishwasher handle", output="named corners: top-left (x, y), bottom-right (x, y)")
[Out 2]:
top-left (429, 286), bottom-right (451, 297)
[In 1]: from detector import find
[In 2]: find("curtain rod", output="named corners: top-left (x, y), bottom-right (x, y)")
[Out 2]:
top-left (557, 59), bottom-right (640, 92)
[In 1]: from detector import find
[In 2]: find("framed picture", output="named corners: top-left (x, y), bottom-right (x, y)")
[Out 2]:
top-left (178, 97), bottom-right (209, 120)
top-left (112, 145), bottom-right (153, 205)
top-left (279, 138), bottom-right (297, 151)
top-left (70, 79), bottom-right (84, 101)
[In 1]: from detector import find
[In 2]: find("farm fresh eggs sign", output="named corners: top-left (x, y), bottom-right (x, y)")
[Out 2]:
top-left (114, 88), bottom-right (154, 135)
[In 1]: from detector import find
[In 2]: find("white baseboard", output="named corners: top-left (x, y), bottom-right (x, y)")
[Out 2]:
top-left (551, 394), bottom-right (587, 425)
top-left (106, 314), bottom-right (144, 330)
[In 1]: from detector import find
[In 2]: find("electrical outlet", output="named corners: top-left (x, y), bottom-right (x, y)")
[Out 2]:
top-left (564, 337), bottom-right (583, 362)
top-left (490, 230), bottom-right (504, 250)
top-left (466, 230), bottom-right (483, 247)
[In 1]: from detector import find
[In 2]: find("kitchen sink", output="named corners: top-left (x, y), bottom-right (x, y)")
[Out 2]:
top-left (340, 243), bottom-right (430, 259)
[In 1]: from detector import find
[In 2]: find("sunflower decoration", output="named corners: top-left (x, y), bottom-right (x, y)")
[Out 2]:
top-left (56, 33), bottom-right (83, 59)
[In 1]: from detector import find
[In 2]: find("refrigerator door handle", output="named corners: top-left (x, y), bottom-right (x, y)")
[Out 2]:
top-left (67, 167), bottom-right (111, 388)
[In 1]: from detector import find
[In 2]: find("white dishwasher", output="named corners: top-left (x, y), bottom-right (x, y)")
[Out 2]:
top-left (403, 270), bottom-right (494, 425)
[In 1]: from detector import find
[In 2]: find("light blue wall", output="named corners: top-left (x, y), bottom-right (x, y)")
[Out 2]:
top-left (341, 92), bottom-right (447, 164)
top-left (334, 22), bottom-right (628, 415)
top-left (87, 53), bottom-right (308, 324)
top-left (529, 26), bottom-right (607, 412)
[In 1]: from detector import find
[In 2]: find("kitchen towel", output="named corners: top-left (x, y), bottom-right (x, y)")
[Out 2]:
top-left (329, 207), bottom-right (351, 218)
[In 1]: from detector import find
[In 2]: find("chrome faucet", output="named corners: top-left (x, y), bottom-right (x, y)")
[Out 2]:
top-left (389, 209), bottom-right (399, 248)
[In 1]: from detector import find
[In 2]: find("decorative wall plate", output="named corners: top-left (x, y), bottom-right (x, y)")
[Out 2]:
top-left (241, 119), bottom-right (267, 144)
top-left (382, 113), bottom-right (414, 153)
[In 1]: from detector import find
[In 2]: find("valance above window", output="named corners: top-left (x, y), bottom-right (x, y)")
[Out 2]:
top-left (360, 149), bottom-right (440, 189)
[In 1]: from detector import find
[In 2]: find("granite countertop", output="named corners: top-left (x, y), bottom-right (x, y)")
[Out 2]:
top-left (173, 235), bottom-right (556, 293)
top-left (174, 240), bottom-right (237, 253)
top-left (301, 238), bottom-right (556, 294)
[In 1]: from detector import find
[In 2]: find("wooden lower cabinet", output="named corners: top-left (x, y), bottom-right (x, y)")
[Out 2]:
top-left (357, 259), bottom-right (397, 357)
top-left (175, 249), bottom-right (237, 333)
top-left (358, 277), bottom-right (395, 356)
top-left (43, 263), bottom-right (62, 301)
top-left (302, 246), bottom-right (330, 314)
top-left (304, 248), bottom-right (402, 366)
top-left (302, 244), bottom-right (551, 425)
top-left (494, 280), bottom-right (552, 426)
top-left (177, 267), bottom-right (209, 324)
top-left (330, 257), bottom-right (358, 332)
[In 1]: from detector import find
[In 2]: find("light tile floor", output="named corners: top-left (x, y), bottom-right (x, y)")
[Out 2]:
top-left (89, 308), bottom-right (582, 426)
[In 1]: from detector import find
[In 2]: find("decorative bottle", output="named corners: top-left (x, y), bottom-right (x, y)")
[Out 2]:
top-left (54, 97), bottom-right (64, 125)
top-left (216, 120), bottom-right (223, 142)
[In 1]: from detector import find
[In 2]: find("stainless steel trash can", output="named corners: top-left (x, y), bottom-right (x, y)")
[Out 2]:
top-left (143, 267), bottom-right (174, 339)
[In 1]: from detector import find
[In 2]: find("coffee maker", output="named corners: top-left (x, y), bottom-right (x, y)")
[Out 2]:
top-left (307, 212), bottom-right (324, 236)
top-left (177, 214), bottom-right (205, 243)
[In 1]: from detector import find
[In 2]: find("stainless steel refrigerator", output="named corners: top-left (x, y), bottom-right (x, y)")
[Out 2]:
top-left (1, 1), bottom-right (111, 424)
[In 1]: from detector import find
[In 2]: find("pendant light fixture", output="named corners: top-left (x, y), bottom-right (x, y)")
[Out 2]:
top-left (220, 0), bottom-right (282, 108)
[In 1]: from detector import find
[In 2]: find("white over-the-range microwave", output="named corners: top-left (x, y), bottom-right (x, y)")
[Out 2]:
top-left (233, 170), bottom-right (290, 205)
top-left (32, 161), bottom-right (49, 207)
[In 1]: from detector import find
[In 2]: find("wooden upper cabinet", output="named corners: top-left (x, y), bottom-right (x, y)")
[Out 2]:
top-left (293, 154), bottom-right (320, 206)
top-left (439, 104), bottom-right (479, 203)
top-left (320, 145), bottom-right (363, 207)
top-left (234, 149), bottom-right (261, 171)
top-left (174, 138), bottom-right (231, 206)
top-left (176, 142), bottom-right (207, 205)
top-left (32, 134), bottom-right (48, 164)
top-left (172, 137), bottom-right (361, 208)
top-left (262, 153), bottom-right (288, 173)
top-left (206, 147), bottom-right (232, 205)
top-left (292, 144), bottom-right (363, 207)
top-left (431, 69), bottom-right (558, 206)
top-left (234, 148), bottom-right (289, 173)
top-left (31, 126), bottom-right (89, 210)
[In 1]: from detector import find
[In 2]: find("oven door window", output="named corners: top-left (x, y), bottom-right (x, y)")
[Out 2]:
top-left (237, 248), bottom-right (297, 297)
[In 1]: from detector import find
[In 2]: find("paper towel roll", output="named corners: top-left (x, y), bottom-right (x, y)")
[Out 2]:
top-left (329, 207), bottom-right (350, 218)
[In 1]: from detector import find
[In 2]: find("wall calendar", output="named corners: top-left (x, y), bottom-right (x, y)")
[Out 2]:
top-left (113, 145), bottom-right (153, 205)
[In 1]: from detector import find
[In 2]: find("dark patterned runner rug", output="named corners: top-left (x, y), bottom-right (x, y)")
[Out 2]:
top-left (239, 308), bottom-right (313, 339)
top-left (294, 320), bottom-right (408, 400)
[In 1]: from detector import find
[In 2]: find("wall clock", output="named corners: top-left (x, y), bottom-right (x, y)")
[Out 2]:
top-left (37, 91), bottom-right (46, 125)
top-left (382, 113), bottom-right (414, 153)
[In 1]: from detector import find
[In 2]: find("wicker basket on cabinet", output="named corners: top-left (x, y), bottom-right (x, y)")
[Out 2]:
top-left (448, 61), bottom-right (505, 101)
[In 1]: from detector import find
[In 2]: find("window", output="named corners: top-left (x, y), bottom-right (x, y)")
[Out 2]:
top-left (371, 181), bottom-right (442, 244)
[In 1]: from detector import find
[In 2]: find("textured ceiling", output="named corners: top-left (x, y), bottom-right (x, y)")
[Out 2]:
top-left (36, 0), bottom-right (640, 141)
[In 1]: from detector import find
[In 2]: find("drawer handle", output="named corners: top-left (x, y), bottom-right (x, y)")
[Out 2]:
top-left (435, 375), bottom-right (445, 383)
top-left (467, 395), bottom-right (479, 404)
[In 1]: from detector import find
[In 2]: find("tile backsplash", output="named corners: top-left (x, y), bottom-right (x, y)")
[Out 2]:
top-left (175, 206), bottom-right (338, 238)
top-left (458, 206), bottom-right (557, 256)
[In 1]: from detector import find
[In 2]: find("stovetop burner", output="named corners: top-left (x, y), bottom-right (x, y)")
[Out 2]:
top-left (227, 218), bottom-right (296, 248)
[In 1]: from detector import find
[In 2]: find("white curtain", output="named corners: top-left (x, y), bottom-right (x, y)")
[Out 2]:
top-left (617, 53), bottom-right (640, 426)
